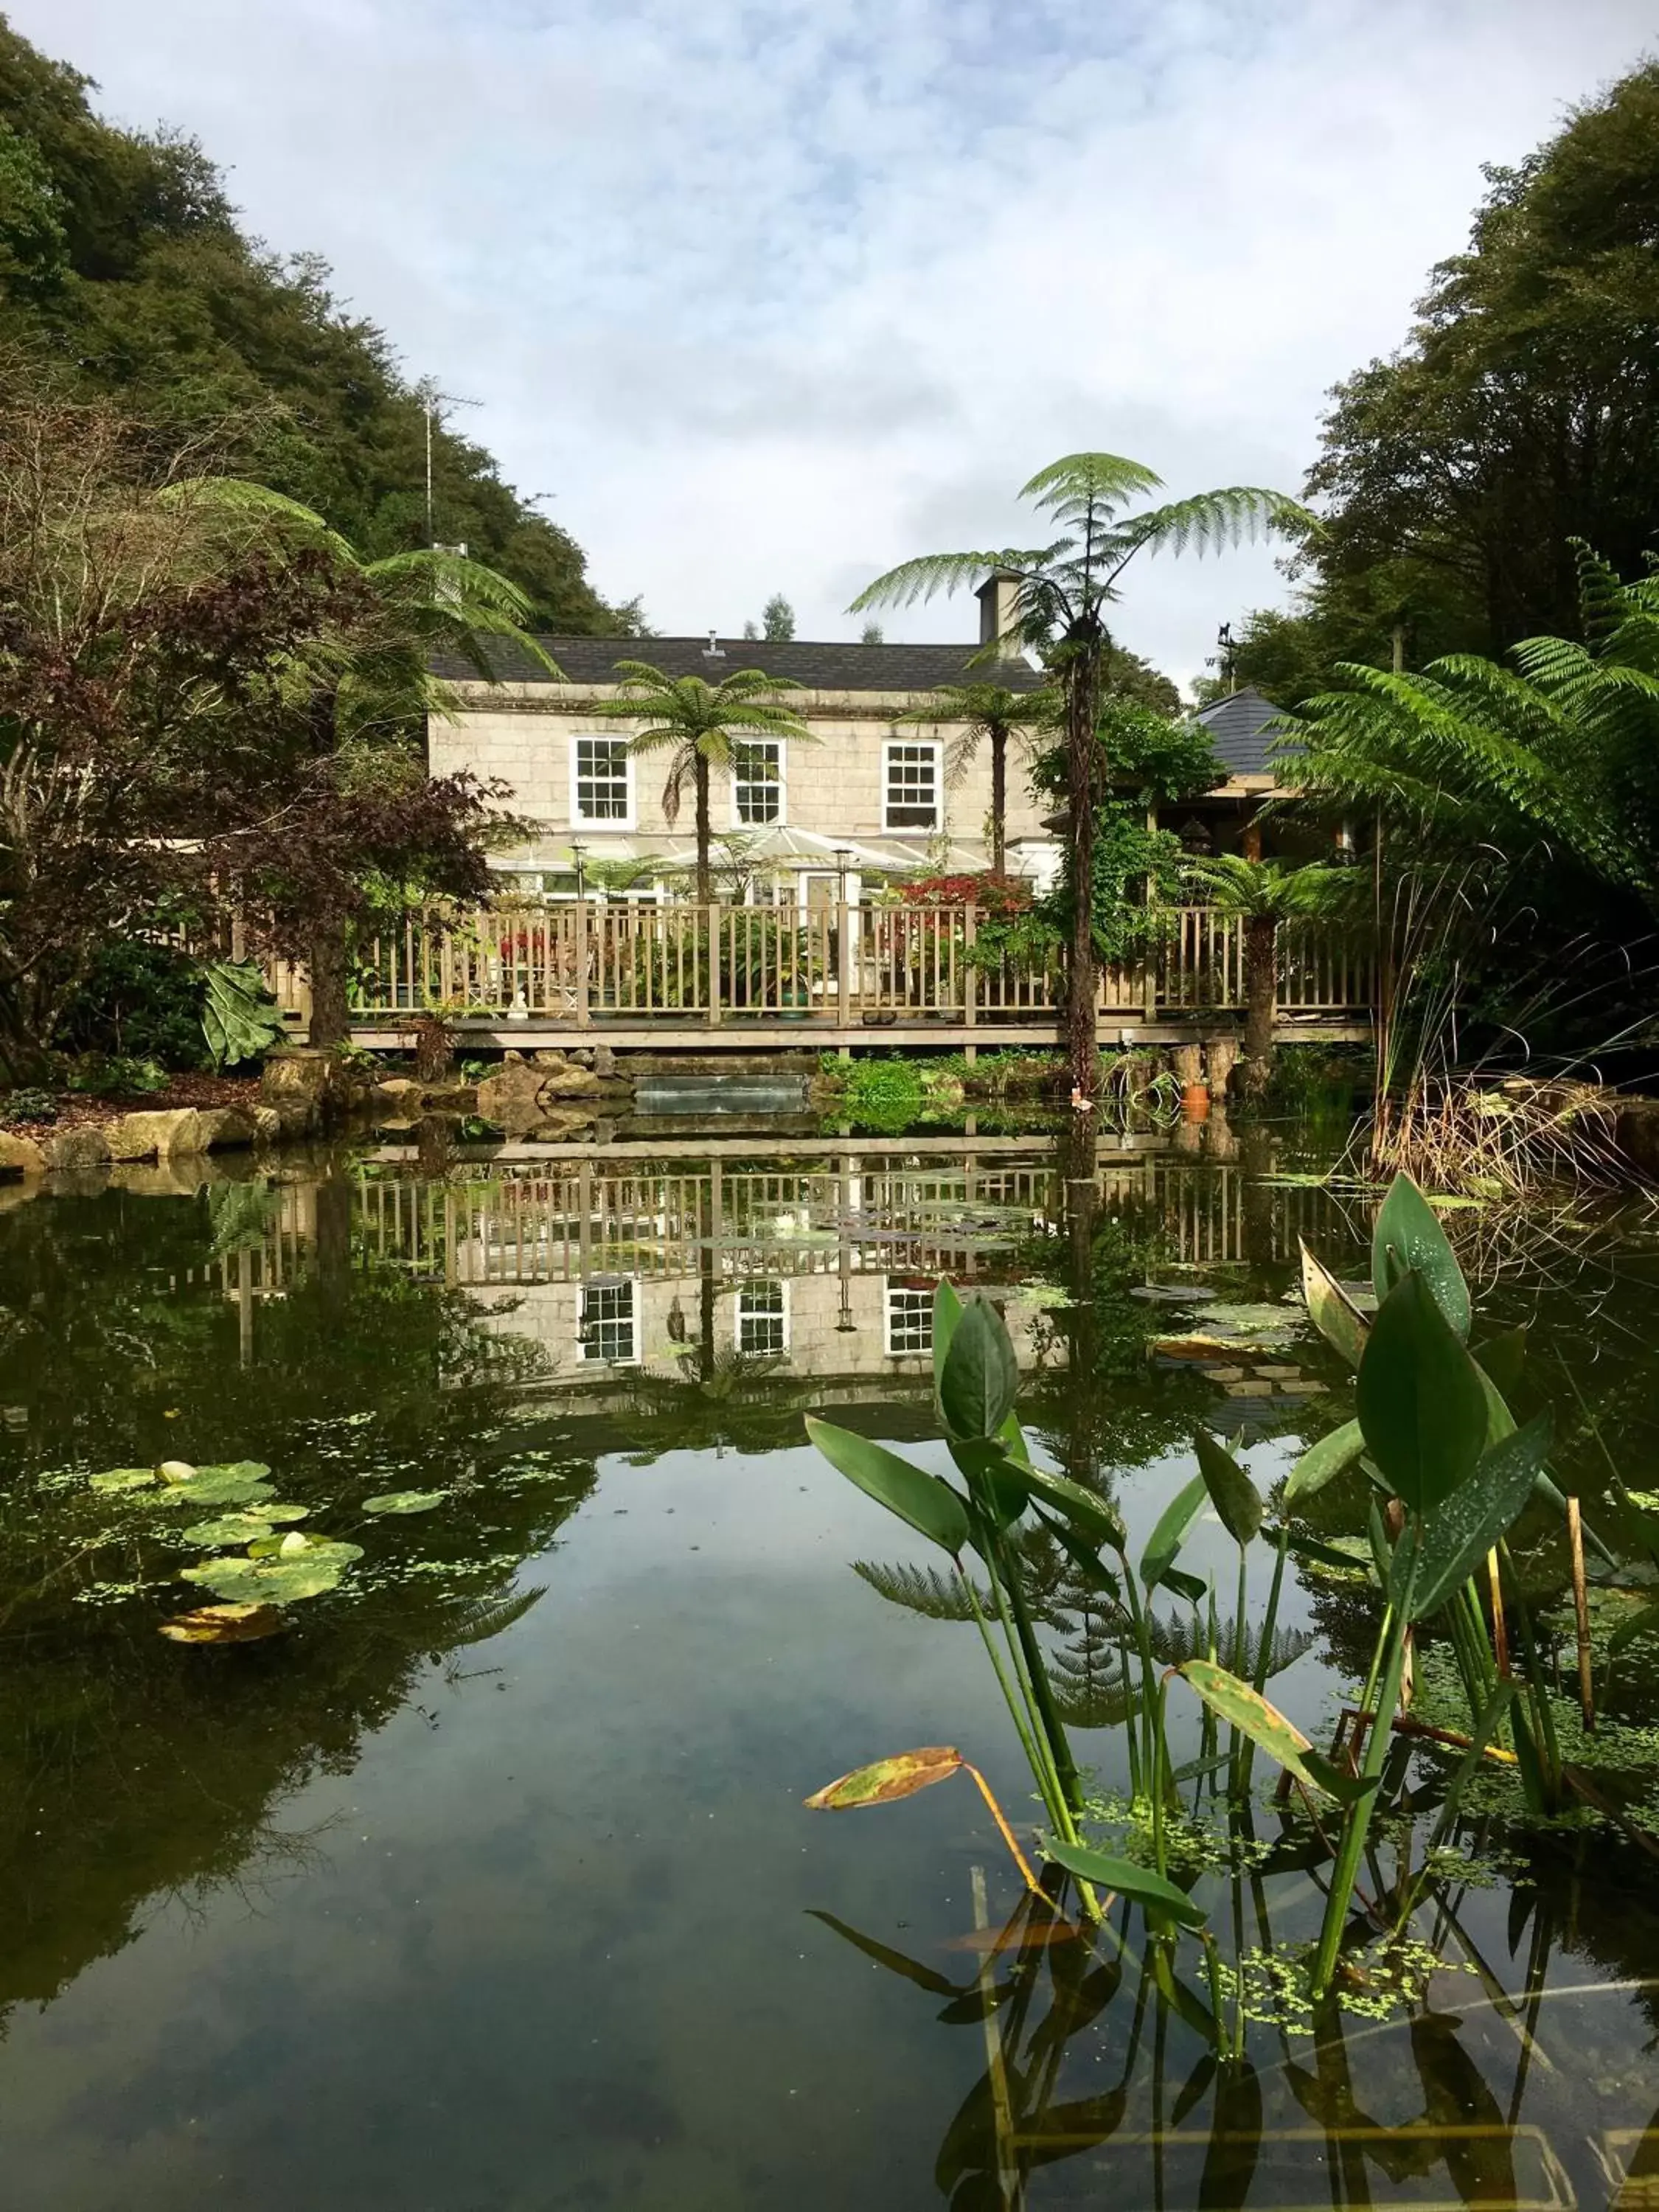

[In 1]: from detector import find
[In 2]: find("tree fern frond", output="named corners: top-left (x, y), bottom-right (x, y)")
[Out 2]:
top-left (851, 1559), bottom-right (986, 1621)
top-left (1112, 488), bottom-right (1314, 569)
top-left (447, 1585), bottom-right (546, 1649)
top-left (161, 476), bottom-right (359, 565)
top-left (847, 548), bottom-right (1070, 613)
top-left (1020, 451), bottom-right (1165, 522)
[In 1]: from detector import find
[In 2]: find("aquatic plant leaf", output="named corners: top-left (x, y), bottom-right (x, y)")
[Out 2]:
top-left (1473, 1326), bottom-right (1528, 1402)
top-left (1610, 1600), bottom-right (1659, 1655)
top-left (1041, 1838), bottom-right (1208, 1927)
top-left (1371, 1173), bottom-right (1470, 1339)
top-left (159, 1603), bottom-right (288, 1644)
top-left (1283, 1418), bottom-right (1366, 1505)
top-left (931, 1279), bottom-right (964, 1405)
top-left (1357, 1273), bottom-right (1486, 1513)
top-left (939, 1298), bottom-right (1018, 1443)
top-left (804, 1745), bottom-right (962, 1809)
top-left (1300, 1240), bottom-right (1369, 1367)
top-left (804, 1910), bottom-right (961, 1997)
top-left (1282, 1528), bottom-right (1371, 1579)
top-left (942, 1921), bottom-right (1084, 1952)
top-left (1033, 1510), bottom-right (1122, 1601)
top-left (1161, 1566), bottom-right (1208, 1605)
top-left (1140, 1472), bottom-right (1207, 1593)
top-left (244, 1534), bottom-right (364, 1565)
top-left (1194, 1430), bottom-right (1264, 1545)
top-left (181, 1556), bottom-right (346, 1603)
top-left (183, 1509), bottom-right (308, 1546)
top-left (1409, 1414), bottom-right (1552, 1621)
top-left (89, 1468), bottom-right (158, 1494)
top-left (947, 1440), bottom-right (1029, 1531)
top-left (150, 1470), bottom-right (274, 1508)
top-left (806, 1418), bottom-right (970, 1554)
top-left (1178, 1659), bottom-right (1379, 1805)
top-left (362, 1489), bottom-right (450, 1515)
top-left (956, 1444), bottom-right (1124, 1551)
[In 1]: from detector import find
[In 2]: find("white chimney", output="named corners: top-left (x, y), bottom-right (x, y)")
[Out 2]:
top-left (976, 571), bottom-right (1022, 658)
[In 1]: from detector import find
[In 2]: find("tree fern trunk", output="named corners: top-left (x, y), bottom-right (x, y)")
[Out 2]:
top-left (991, 726), bottom-right (1006, 877)
top-left (1241, 913), bottom-right (1278, 1096)
top-left (695, 750), bottom-right (712, 907)
top-left (1065, 640), bottom-right (1102, 1094)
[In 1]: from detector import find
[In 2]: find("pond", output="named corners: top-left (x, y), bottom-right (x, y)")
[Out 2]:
top-left (1, 1126), bottom-right (1658, 2208)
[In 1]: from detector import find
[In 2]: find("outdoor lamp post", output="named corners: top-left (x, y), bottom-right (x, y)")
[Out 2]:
top-left (570, 841), bottom-right (588, 900)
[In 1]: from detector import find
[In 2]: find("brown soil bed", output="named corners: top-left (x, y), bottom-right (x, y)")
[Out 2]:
top-left (1, 1073), bottom-right (263, 1135)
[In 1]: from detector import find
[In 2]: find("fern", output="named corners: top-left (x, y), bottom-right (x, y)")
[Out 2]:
top-left (447, 1586), bottom-right (546, 1649)
top-left (851, 1559), bottom-right (987, 1621)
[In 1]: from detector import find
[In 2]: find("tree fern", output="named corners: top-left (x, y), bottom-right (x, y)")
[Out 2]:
top-left (852, 1559), bottom-right (988, 1621)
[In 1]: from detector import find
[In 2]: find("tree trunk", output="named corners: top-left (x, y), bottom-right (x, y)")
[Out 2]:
top-left (307, 923), bottom-right (351, 1048)
top-left (990, 726), bottom-right (1006, 877)
top-left (695, 749), bottom-right (713, 908)
top-left (1241, 912), bottom-right (1278, 1097)
top-left (1064, 639), bottom-right (1102, 1094)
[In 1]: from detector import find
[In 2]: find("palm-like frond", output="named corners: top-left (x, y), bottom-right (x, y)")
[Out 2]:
top-left (161, 476), bottom-right (358, 565)
top-left (446, 1585), bottom-right (546, 1649)
top-left (1186, 853), bottom-right (1350, 919)
top-left (1020, 451), bottom-right (1166, 518)
top-left (848, 547), bottom-right (1072, 613)
top-left (1110, 488), bottom-right (1315, 570)
top-left (852, 1559), bottom-right (987, 1621)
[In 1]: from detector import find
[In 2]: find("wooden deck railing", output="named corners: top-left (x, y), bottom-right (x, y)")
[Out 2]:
top-left (304, 902), bottom-right (1371, 1031)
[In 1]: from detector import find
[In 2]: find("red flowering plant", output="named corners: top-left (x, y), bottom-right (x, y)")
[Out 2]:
top-left (894, 871), bottom-right (1057, 975)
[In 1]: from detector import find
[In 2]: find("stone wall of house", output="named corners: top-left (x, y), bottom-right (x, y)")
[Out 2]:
top-left (428, 684), bottom-right (1053, 873)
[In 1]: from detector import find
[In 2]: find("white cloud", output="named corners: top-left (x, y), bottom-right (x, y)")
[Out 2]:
top-left (15, 0), bottom-right (1655, 681)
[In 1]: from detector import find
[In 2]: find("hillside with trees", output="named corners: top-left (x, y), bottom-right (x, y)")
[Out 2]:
top-left (0, 16), bottom-right (638, 634)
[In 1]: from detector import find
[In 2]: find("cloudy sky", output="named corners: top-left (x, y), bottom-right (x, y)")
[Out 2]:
top-left (16, 0), bottom-right (1655, 683)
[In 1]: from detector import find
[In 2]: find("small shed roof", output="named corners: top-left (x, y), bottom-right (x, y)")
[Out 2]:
top-left (1190, 686), bottom-right (1293, 779)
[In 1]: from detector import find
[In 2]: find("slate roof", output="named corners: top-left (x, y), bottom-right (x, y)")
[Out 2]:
top-left (431, 634), bottom-right (1047, 695)
top-left (1191, 686), bottom-right (1293, 779)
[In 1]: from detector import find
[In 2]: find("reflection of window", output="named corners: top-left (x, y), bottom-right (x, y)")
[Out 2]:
top-left (580, 1278), bottom-right (637, 1363)
top-left (733, 740), bottom-right (784, 826)
top-left (737, 1279), bottom-right (788, 1355)
top-left (572, 736), bottom-right (632, 825)
top-left (883, 742), bottom-right (939, 831)
top-left (885, 1285), bottom-right (933, 1356)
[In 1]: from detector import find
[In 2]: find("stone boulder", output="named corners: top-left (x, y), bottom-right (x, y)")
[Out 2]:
top-left (253, 1105), bottom-right (283, 1144)
top-left (196, 1107), bottom-right (256, 1151)
top-left (106, 1108), bottom-right (203, 1161)
top-left (0, 1130), bottom-right (47, 1178)
top-left (44, 1125), bottom-right (111, 1172)
top-left (538, 1061), bottom-right (600, 1099)
top-left (476, 1060), bottom-right (545, 1130)
top-left (370, 1077), bottom-right (424, 1113)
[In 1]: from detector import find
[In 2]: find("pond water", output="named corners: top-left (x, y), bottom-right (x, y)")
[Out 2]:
top-left (2, 1125), bottom-right (1659, 2208)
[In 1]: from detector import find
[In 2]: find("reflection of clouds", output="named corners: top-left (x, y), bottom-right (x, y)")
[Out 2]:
top-left (20, 0), bottom-right (1646, 675)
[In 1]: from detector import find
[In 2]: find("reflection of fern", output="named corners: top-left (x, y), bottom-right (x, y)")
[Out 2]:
top-left (448, 1587), bottom-right (545, 1648)
top-left (852, 1559), bottom-right (987, 1621)
top-left (1145, 1615), bottom-right (1315, 1678)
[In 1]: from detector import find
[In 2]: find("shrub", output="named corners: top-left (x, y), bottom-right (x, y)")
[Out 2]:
top-left (54, 942), bottom-right (209, 1071)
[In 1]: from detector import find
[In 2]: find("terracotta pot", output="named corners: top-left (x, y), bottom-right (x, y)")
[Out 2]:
top-left (1181, 1082), bottom-right (1211, 1120)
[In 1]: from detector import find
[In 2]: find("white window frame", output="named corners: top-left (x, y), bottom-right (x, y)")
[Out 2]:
top-left (882, 739), bottom-right (942, 833)
top-left (578, 1276), bottom-right (640, 1364)
top-left (731, 738), bottom-right (786, 828)
top-left (736, 1279), bottom-right (790, 1357)
top-left (884, 1284), bottom-right (934, 1357)
top-left (569, 732), bottom-right (636, 831)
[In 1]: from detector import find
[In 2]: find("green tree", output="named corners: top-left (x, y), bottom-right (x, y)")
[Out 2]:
top-left (181, 481), bottom-right (562, 1043)
top-left (900, 682), bottom-right (1056, 874)
top-left (852, 454), bottom-right (1306, 1089)
top-left (762, 593), bottom-right (796, 642)
top-left (0, 19), bottom-right (636, 634)
top-left (1184, 855), bottom-right (1343, 1096)
top-left (597, 661), bottom-right (809, 905)
top-left (1222, 63), bottom-right (1659, 697)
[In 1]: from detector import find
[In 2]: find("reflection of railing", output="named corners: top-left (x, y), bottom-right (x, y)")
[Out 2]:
top-left (318, 903), bottom-right (1373, 1028)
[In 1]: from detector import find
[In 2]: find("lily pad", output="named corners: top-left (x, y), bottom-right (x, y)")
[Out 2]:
top-left (180, 1554), bottom-right (348, 1604)
top-left (89, 1468), bottom-right (159, 1494)
top-left (244, 1534), bottom-right (363, 1565)
top-left (182, 1509), bottom-right (309, 1547)
top-left (159, 1603), bottom-right (288, 1644)
top-left (362, 1489), bottom-right (450, 1516)
top-left (148, 1470), bottom-right (275, 1508)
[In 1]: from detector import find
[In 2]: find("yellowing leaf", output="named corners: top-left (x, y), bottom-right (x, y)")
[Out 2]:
top-left (804, 1745), bottom-right (962, 1810)
top-left (159, 1603), bottom-right (288, 1644)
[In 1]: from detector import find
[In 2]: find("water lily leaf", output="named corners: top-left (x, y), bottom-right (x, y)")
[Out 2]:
top-left (150, 1470), bottom-right (274, 1508)
top-left (1040, 1839), bottom-right (1208, 1928)
top-left (362, 1489), bottom-right (450, 1515)
top-left (804, 1745), bottom-right (962, 1809)
top-left (156, 1459), bottom-right (198, 1483)
top-left (89, 1467), bottom-right (158, 1494)
top-left (244, 1534), bottom-right (364, 1565)
top-left (806, 1418), bottom-right (970, 1555)
top-left (939, 1298), bottom-right (1018, 1444)
top-left (1194, 1430), bottom-right (1264, 1545)
top-left (1178, 1658), bottom-right (1378, 1805)
top-left (159, 1603), bottom-right (288, 1644)
top-left (181, 1555), bottom-right (346, 1603)
top-left (183, 1509), bottom-right (309, 1546)
top-left (1299, 1239), bottom-right (1369, 1367)
top-left (1371, 1173), bottom-right (1470, 1339)
top-left (1283, 1419), bottom-right (1366, 1505)
top-left (1356, 1272), bottom-right (1486, 1514)
top-left (1140, 1472), bottom-right (1207, 1593)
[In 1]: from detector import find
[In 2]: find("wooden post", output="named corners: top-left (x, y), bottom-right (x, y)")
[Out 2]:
top-left (963, 902), bottom-right (977, 1038)
top-left (708, 902), bottom-right (722, 1026)
top-left (836, 893), bottom-right (851, 1030)
top-left (574, 902), bottom-right (591, 1029)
